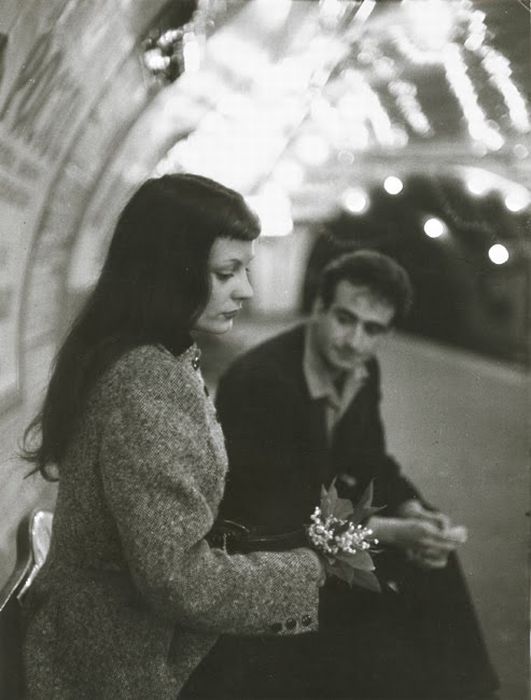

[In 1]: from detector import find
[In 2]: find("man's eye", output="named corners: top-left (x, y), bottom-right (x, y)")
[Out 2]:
top-left (365, 323), bottom-right (386, 336)
top-left (335, 312), bottom-right (352, 325)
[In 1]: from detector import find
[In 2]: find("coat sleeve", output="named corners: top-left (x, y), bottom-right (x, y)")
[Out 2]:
top-left (98, 387), bottom-right (321, 637)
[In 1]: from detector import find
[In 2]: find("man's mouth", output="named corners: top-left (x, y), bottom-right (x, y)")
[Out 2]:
top-left (334, 348), bottom-right (362, 362)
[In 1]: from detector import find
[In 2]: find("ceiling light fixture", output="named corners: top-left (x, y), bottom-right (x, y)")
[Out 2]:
top-left (383, 176), bottom-right (404, 195)
top-left (423, 217), bottom-right (447, 238)
top-left (488, 244), bottom-right (509, 265)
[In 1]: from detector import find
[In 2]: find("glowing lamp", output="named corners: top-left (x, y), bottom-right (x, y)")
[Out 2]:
top-left (383, 176), bottom-right (403, 195)
top-left (423, 217), bottom-right (447, 238)
top-left (504, 190), bottom-right (530, 213)
top-left (466, 172), bottom-right (491, 196)
top-left (488, 244), bottom-right (509, 265)
top-left (342, 187), bottom-right (369, 215)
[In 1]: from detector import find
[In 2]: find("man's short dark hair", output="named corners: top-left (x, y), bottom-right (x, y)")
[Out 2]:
top-left (317, 250), bottom-right (413, 325)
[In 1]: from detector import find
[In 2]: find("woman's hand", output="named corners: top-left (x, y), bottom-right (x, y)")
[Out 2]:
top-left (305, 548), bottom-right (327, 586)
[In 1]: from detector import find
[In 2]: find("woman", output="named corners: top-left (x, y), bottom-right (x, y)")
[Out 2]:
top-left (21, 174), bottom-right (324, 699)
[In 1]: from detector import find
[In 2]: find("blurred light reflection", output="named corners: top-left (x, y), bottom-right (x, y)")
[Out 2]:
top-left (247, 183), bottom-right (293, 237)
top-left (342, 187), bottom-right (369, 214)
top-left (488, 244), bottom-right (510, 265)
top-left (424, 217), bottom-right (447, 238)
top-left (384, 176), bottom-right (404, 195)
top-left (295, 134), bottom-right (331, 166)
top-left (272, 160), bottom-right (305, 190)
top-left (504, 190), bottom-right (530, 213)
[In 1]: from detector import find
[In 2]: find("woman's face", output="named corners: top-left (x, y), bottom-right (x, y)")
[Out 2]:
top-left (193, 237), bottom-right (255, 334)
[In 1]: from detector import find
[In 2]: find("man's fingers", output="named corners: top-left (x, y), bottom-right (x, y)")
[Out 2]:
top-left (446, 525), bottom-right (468, 543)
top-left (406, 549), bottom-right (449, 569)
top-left (424, 511), bottom-right (452, 530)
top-left (417, 524), bottom-right (462, 550)
top-left (419, 537), bottom-right (457, 552)
top-left (417, 556), bottom-right (448, 570)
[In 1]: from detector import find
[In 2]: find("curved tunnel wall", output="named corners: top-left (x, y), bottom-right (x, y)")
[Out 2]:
top-left (0, 0), bottom-right (174, 579)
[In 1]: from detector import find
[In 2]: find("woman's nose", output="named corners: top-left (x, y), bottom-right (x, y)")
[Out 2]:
top-left (233, 270), bottom-right (253, 300)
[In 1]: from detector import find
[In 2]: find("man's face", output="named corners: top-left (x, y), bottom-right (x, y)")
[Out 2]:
top-left (312, 281), bottom-right (395, 374)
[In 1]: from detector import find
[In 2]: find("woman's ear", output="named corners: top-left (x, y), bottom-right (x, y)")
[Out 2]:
top-left (312, 296), bottom-right (325, 316)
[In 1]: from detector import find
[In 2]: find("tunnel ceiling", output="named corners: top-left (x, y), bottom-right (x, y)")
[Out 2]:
top-left (68, 0), bottom-right (530, 288)
top-left (0, 0), bottom-right (529, 410)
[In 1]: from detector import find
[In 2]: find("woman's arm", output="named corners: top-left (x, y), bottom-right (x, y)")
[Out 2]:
top-left (99, 389), bottom-right (321, 637)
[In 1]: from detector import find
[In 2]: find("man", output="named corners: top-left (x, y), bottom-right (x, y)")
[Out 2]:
top-left (186, 251), bottom-right (498, 699)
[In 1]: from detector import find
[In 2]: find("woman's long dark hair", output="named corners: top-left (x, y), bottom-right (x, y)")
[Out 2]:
top-left (22, 173), bottom-right (260, 479)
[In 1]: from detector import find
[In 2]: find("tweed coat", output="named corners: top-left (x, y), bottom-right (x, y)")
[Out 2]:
top-left (22, 344), bottom-right (322, 699)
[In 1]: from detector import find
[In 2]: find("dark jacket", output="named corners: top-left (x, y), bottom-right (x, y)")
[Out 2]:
top-left (216, 324), bottom-right (420, 533)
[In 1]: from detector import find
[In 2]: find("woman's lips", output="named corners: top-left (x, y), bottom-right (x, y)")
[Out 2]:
top-left (221, 309), bottom-right (239, 319)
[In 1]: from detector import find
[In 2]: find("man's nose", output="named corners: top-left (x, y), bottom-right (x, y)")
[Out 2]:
top-left (346, 322), bottom-right (367, 351)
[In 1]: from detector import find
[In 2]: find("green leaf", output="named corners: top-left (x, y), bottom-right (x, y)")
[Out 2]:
top-left (349, 569), bottom-right (381, 593)
top-left (349, 481), bottom-right (380, 524)
top-left (327, 479), bottom-right (339, 505)
top-left (326, 560), bottom-right (357, 586)
top-left (321, 479), bottom-right (347, 517)
top-left (365, 504), bottom-right (387, 517)
top-left (320, 478), bottom-right (355, 520)
top-left (334, 495), bottom-right (355, 520)
top-left (325, 561), bottom-right (381, 591)
top-left (348, 504), bottom-right (386, 526)
top-left (334, 550), bottom-right (375, 571)
top-left (320, 483), bottom-right (334, 518)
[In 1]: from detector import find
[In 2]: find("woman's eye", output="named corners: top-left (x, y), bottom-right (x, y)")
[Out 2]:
top-left (215, 271), bottom-right (234, 281)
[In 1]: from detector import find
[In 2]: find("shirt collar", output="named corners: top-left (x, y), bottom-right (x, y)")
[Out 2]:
top-left (303, 322), bottom-right (369, 406)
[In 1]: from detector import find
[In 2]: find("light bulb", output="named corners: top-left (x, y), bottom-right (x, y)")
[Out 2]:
top-left (488, 244), bottom-right (509, 265)
top-left (383, 176), bottom-right (403, 195)
top-left (423, 217), bottom-right (447, 238)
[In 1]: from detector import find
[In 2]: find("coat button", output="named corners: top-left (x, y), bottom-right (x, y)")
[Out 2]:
top-left (192, 354), bottom-right (200, 370)
top-left (285, 618), bottom-right (296, 631)
top-left (301, 615), bottom-right (312, 627)
top-left (269, 622), bottom-right (282, 634)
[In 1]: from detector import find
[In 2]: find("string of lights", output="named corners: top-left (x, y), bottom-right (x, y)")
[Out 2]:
top-left (142, 0), bottom-right (224, 83)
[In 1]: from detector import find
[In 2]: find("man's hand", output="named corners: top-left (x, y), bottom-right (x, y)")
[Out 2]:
top-left (396, 499), bottom-right (451, 531)
top-left (368, 502), bottom-right (467, 570)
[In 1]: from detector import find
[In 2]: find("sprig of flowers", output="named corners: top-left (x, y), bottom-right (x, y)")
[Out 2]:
top-left (308, 509), bottom-right (376, 556)
top-left (307, 479), bottom-right (382, 592)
